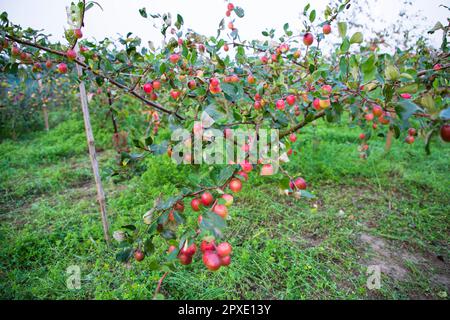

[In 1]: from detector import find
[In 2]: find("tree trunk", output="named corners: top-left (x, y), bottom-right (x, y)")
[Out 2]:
top-left (75, 46), bottom-right (111, 244)
top-left (385, 128), bottom-right (393, 152)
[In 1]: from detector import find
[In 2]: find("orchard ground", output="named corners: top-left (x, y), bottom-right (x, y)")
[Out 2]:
top-left (0, 109), bottom-right (449, 300)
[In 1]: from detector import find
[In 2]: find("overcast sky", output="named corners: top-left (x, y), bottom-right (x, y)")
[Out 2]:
top-left (0, 0), bottom-right (448, 51)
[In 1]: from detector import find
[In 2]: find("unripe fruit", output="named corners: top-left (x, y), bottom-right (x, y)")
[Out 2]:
top-left (372, 105), bottom-right (383, 117)
top-left (323, 24), bottom-right (331, 35)
top-left (290, 177), bottom-right (307, 190)
top-left (440, 124), bottom-right (450, 142)
top-left (254, 101), bottom-right (262, 110)
top-left (271, 53), bottom-right (278, 63)
top-left (286, 95), bottom-right (296, 106)
top-left (276, 99), bottom-right (285, 110)
top-left (152, 80), bottom-right (161, 90)
top-left (213, 204), bottom-right (228, 219)
top-left (260, 56), bottom-right (268, 64)
top-left (319, 99), bottom-right (331, 109)
top-left (227, 3), bottom-right (234, 11)
top-left (408, 128), bottom-right (416, 136)
top-left (303, 33), bottom-right (314, 46)
top-left (209, 84), bottom-right (222, 94)
top-left (223, 43), bottom-right (229, 52)
top-left (201, 240), bottom-right (216, 253)
top-left (201, 192), bottom-right (214, 206)
top-left (405, 135), bottom-right (414, 144)
top-left (45, 60), bottom-right (52, 69)
top-left (261, 164), bottom-right (274, 176)
top-left (247, 75), bottom-right (256, 84)
top-left (143, 83), bottom-right (153, 94)
top-left (230, 74), bottom-right (239, 83)
top-left (237, 171), bottom-right (248, 181)
top-left (168, 245), bottom-right (177, 254)
top-left (134, 250), bottom-right (145, 262)
top-left (433, 64), bottom-right (442, 71)
top-left (216, 242), bottom-right (232, 257)
top-left (379, 112), bottom-right (390, 125)
top-left (66, 49), bottom-right (77, 60)
top-left (170, 90), bottom-right (180, 100)
top-left (322, 85), bottom-right (332, 95)
top-left (191, 198), bottom-right (201, 211)
top-left (225, 10), bottom-right (231, 17)
top-left (188, 80), bottom-right (196, 90)
top-left (74, 28), bottom-right (83, 39)
top-left (11, 46), bottom-right (20, 56)
top-left (203, 252), bottom-right (221, 271)
top-left (57, 63), bottom-right (68, 74)
top-left (169, 53), bottom-right (180, 63)
top-left (222, 194), bottom-right (234, 207)
top-left (229, 178), bottom-right (243, 193)
top-left (293, 50), bottom-right (301, 59)
top-left (289, 133), bottom-right (297, 143)
top-left (365, 113), bottom-right (374, 121)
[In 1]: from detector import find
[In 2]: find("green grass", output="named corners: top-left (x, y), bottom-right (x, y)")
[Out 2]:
top-left (0, 113), bottom-right (449, 300)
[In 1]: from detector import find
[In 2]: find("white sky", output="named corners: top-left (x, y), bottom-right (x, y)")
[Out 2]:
top-left (0, 0), bottom-right (447, 51)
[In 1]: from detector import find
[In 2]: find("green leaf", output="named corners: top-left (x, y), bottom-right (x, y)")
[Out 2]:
top-left (361, 54), bottom-right (376, 82)
top-left (309, 10), bottom-right (316, 23)
top-left (200, 211), bottom-right (227, 239)
top-left (300, 190), bottom-right (315, 199)
top-left (121, 224), bottom-right (136, 231)
top-left (396, 100), bottom-right (422, 124)
top-left (440, 107), bottom-right (450, 120)
top-left (340, 37), bottom-right (350, 53)
top-left (175, 14), bottom-right (184, 29)
top-left (234, 6), bottom-right (245, 18)
top-left (398, 83), bottom-right (418, 94)
top-left (349, 32), bottom-right (363, 44)
top-left (144, 237), bottom-right (154, 254)
top-left (338, 22), bottom-right (347, 38)
top-left (215, 166), bottom-right (236, 185)
top-left (116, 247), bottom-right (133, 262)
top-left (139, 8), bottom-right (147, 18)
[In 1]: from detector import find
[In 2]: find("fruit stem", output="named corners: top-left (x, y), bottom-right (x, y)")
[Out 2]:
top-left (153, 271), bottom-right (169, 299)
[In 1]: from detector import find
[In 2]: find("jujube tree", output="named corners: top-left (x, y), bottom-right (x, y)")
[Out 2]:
top-left (0, 0), bottom-right (448, 296)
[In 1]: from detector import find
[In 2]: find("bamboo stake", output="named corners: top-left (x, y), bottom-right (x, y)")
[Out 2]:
top-left (38, 79), bottom-right (49, 131)
top-left (75, 45), bottom-right (111, 244)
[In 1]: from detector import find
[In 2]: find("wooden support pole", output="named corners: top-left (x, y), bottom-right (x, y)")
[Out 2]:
top-left (75, 46), bottom-right (111, 244)
top-left (38, 79), bottom-right (49, 131)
